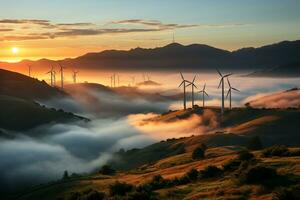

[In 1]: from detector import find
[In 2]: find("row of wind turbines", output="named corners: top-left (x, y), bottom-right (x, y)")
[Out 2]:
top-left (109, 73), bottom-right (152, 87)
top-left (179, 69), bottom-right (239, 114)
top-left (45, 64), bottom-right (79, 89)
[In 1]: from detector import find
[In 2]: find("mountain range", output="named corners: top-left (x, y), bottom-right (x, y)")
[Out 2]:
top-left (1, 40), bottom-right (300, 76)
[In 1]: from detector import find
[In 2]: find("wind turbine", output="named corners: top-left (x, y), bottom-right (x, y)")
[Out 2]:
top-left (178, 72), bottom-right (191, 110)
top-left (217, 69), bottom-right (232, 114)
top-left (226, 77), bottom-right (240, 110)
top-left (72, 70), bottom-right (78, 83)
top-left (131, 76), bottom-right (135, 86)
top-left (27, 65), bottom-right (32, 77)
top-left (186, 75), bottom-right (197, 108)
top-left (46, 66), bottom-right (54, 86)
top-left (198, 83), bottom-right (209, 108)
top-left (53, 70), bottom-right (56, 86)
top-left (59, 63), bottom-right (66, 89)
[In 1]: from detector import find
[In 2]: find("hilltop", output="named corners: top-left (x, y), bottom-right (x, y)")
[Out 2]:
top-left (0, 68), bottom-right (68, 101)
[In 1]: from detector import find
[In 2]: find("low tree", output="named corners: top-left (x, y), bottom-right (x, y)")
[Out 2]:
top-left (62, 170), bottom-right (69, 180)
top-left (247, 136), bottom-right (263, 150)
top-left (98, 164), bottom-right (116, 175)
top-left (192, 143), bottom-right (207, 160)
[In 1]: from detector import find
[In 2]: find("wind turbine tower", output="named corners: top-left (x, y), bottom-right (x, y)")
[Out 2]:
top-left (186, 75), bottom-right (197, 108)
top-left (226, 77), bottom-right (240, 110)
top-left (73, 70), bottom-right (78, 83)
top-left (28, 65), bottom-right (32, 77)
top-left (178, 72), bottom-right (190, 110)
top-left (217, 69), bottom-right (232, 114)
top-left (198, 83), bottom-right (209, 108)
top-left (59, 63), bottom-right (66, 89)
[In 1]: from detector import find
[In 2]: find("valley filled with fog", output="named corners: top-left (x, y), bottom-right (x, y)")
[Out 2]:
top-left (0, 72), bottom-right (299, 192)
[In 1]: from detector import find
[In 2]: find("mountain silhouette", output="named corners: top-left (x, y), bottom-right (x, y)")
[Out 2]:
top-left (0, 40), bottom-right (299, 75)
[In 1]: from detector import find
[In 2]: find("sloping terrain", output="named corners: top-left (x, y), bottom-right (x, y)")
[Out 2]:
top-left (10, 147), bottom-right (300, 200)
top-left (0, 69), bottom-right (86, 132)
top-left (0, 68), bottom-right (67, 101)
top-left (0, 95), bottom-right (86, 132)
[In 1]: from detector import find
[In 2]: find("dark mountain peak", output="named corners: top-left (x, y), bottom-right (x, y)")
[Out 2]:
top-left (164, 42), bottom-right (184, 48)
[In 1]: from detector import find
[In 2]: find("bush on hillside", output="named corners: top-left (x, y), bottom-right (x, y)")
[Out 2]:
top-left (109, 181), bottom-right (134, 196)
top-left (147, 175), bottom-right (167, 190)
top-left (62, 170), bottom-right (69, 180)
top-left (238, 165), bottom-right (278, 185)
top-left (262, 145), bottom-right (290, 157)
top-left (223, 159), bottom-right (242, 172)
top-left (247, 136), bottom-right (263, 150)
top-left (128, 185), bottom-right (158, 200)
top-left (199, 166), bottom-right (223, 178)
top-left (98, 164), bottom-right (116, 175)
top-left (238, 150), bottom-right (254, 161)
top-left (272, 187), bottom-right (300, 200)
top-left (66, 189), bottom-right (105, 200)
top-left (192, 143), bottom-right (207, 160)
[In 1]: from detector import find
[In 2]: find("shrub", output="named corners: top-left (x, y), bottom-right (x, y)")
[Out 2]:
top-left (98, 164), bottom-right (116, 175)
top-left (272, 187), bottom-right (300, 200)
top-left (238, 165), bottom-right (278, 185)
top-left (62, 170), bottom-right (69, 180)
top-left (128, 185), bottom-right (158, 200)
top-left (109, 181), bottom-right (134, 196)
top-left (200, 166), bottom-right (222, 178)
top-left (192, 144), bottom-right (207, 160)
top-left (148, 175), bottom-right (167, 190)
top-left (262, 145), bottom-right (290, 157)
top-left (247, 136), bottom-right (263, 150)
top-left (185, 168), bottom-right (199, 181)
top-left (66, 189), bottom-right (105, 200)
top-left (223, 159), bottom-right (241, 172)
top-left (238, 150), bottom-right (254, 161)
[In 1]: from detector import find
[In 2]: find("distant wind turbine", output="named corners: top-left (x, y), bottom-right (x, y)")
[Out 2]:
top-left (226, 77), bottom-right (240, 110)
top-left (27, 65), bottom-right (32, 77)
top-left (178, 72), bottom-right (190, 110)
top-left (53, 70), bottom-right (56, 86)
top-left (198, 83), bottom-right (209, 108)
top-left (217, 69), bottom-right (232, 114)
top-left (131, 76), bottom-right (135, 86)
top-left (59, 63), bottom-right (66, 89)
top-left (46, 65), bottom-right (55, 86)
top-left (72, 70), bottom-right (78, 83)
top-left (186, 75), bottom-right (197, 108)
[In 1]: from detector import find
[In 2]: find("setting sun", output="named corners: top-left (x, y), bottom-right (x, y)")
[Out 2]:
top-left (11, 47), bottom-right (19, 54)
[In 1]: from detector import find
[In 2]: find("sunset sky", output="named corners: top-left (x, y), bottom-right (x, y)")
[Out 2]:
top-left (0, 0), bottom-right (299, 62)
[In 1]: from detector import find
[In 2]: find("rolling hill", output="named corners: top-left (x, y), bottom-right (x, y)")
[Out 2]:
top-left (0, 69), bottom-right (87, 132)
top-left (0, 68), bottom-right (68, 100)
top-left (246, 62), bottom-right (300, 77)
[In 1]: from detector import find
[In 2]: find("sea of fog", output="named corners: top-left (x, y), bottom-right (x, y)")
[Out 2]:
top-left (0, 72), bottom-right (299, 193)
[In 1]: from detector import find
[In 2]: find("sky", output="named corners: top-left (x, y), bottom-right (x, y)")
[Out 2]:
top-left (0, 0), bottom-right (299, 62)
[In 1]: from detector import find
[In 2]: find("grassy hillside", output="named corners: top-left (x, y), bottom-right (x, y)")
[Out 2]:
top-left (0, 95), bottom-right (86, 132)
top-left (10, 147), bottom-right (300, 200)
top-left (0, 68), bottom-right (68, 101)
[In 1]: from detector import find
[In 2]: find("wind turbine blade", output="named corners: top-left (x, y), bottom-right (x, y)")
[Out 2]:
top-left (232, 87), bottom-right (240, 92)
top-left (193, 83), bottom-right (198, 89)
top-left (186, 82), bottom-right (192, 87)
top-left (203, 83), bottom-right (206, 91)
top-left (218, 79), bottom-right (222, 89)
top-left (178, 81), bottom-right (184, 88)
top-left (224, 73), bottom-right (233, 78)
top-left (226, 89), bottom-right (230, 99)
top-left (192, 75), bottom-right (196, 83)
top-left (180, 72), bottom-right (184, 80)
top-left (216, 69), bottom-right (222, 77)
top-left (204, 91), bottom-right (209, 97)
top-left (227, 77), bottom-right (231, 87)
